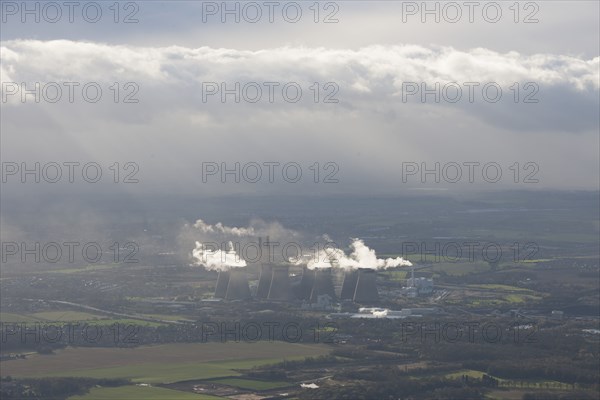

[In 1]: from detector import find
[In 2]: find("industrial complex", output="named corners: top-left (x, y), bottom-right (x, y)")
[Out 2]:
top-left (212, 263), bottom-right (433, 305)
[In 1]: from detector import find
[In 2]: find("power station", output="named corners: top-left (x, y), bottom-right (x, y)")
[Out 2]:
top-left (213, 264), bottom-right (384, 304)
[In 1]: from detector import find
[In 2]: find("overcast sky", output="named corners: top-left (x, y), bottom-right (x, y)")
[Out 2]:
top-left (1, 1), bottom-right (598, 197)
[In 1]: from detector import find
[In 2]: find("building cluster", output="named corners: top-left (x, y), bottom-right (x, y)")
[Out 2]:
top-left (213, 265), bottom-right (381, 304)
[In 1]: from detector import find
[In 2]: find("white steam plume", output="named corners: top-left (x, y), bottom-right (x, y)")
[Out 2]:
top-left (192, 241), bottom-right (247, 271)
top-left (193, 219), bottom-right (255, 236)
top-left (294, 238), bottom-right (412, 270)
top-left (182, 218), bottom-right (303, 265)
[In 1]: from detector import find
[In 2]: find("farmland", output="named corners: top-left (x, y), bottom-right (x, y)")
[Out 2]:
top-left (68, 385), bottom-right (222, 400)
top-left (1, 342), bottom-right (330, 383)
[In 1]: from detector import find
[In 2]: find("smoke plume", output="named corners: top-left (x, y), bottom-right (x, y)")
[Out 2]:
top-left (192, 241), bottom-right (246, 271)
top-left (183, 218), bottom-right (303, 266)
top-left (186, 219), bottom-right (411, 271)
top-left (193, 219), bottom-right (255, 237)
top-left (295, 238), bottom-right (412, 270)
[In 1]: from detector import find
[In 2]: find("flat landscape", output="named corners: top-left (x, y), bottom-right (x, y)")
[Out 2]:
top-left (1, 192), bottom-right (598, 399)
top-left (1, 342), bottom-right (329, 383)
top-left (1, 0), bottom-right (598, 397)
top-left (68, 385), bottom-right (222, 400)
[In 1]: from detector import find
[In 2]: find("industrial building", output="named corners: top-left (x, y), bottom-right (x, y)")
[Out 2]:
top-left (213, 264), bottom-right (403, 304)
top-left (401, 267), bottom-right (434, 297)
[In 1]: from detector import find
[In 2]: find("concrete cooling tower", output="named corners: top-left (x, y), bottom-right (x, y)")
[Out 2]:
top-left (214, 271), bottom-right (231, 298)
top-left (340, 270), bottom-right (359, 300)
top-left (353, 268), bottom-right (379, 303)
top-left (256, 264), bottom-right (273, 299)
top-left (225, 270), bottom-right (251, 300)
top-left (295, 267), bottom-right (315, 300)
top-left (267, 265), bottom-right (293, 301)
top-left (310, 268), bottom-right (337, 302)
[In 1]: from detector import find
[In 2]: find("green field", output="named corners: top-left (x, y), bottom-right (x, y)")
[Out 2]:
top-left (76, 318), bottom-right (167, 327)
top-left (212, 377), bottom-right (291, 390)
top-left (49, 264), bottom-right (125, 274)
top-left (18, 361), bottom-right (242, 383)
top-left (17, 356), bottom-right (314, 384)
top-left (68, 385), bottom-right (221, 400)
top-left (31, 311), bottom-right (105, 321)
top-left (441, 369), bottom-right (572, 389)
top-left (1, 342), bottom-right (330, 384)
top-left (385, 270), bottom-right (407, 281)
top-left (504, 294), bottom-right (539, 303)
top-left (463, 284), bottom-right (544, 305)
top-left (431, 262), bottom-right (491, 276)
top-left (0, 312), bottom-right (42, 322)
top-left (467, 284), bottom-right (536, 293)
top-left (0, 312), bottom-right (167, 327)
top-left (467, 294), bottom-right (542, 306)
top-left (137, 313), bottom-right (188, 322)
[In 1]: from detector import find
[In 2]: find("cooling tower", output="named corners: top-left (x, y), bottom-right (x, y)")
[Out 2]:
top-left (267, 265), bottom-right (292, 301)
top-left (256, 264), bottom-right (273, 299)
top-left (225, 269), bottom-right (251, 300)
top-left (295, 267), bottom-right (315, 300)
top-left (353, 268), bottom-right (379, 303)
top-left (340, 270), bottom-right (359, 300)
top-left (310, 268), bottom-right (337, 302)
top-left (214, 271), bottom-right (231, 298)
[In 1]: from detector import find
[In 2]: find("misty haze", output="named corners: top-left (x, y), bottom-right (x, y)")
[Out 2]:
top-left (1, 1), bottom-right (599, 400)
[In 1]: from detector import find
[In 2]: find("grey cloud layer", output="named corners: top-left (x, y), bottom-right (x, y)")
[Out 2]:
top-left (2, 2), bottom-right (598, 58)
top-left (1, 40), bottom-right (599, 193)
top-left (2, 40), bottom-right (598, 89)
top-left (2, 40), bottom-right (598, 132)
